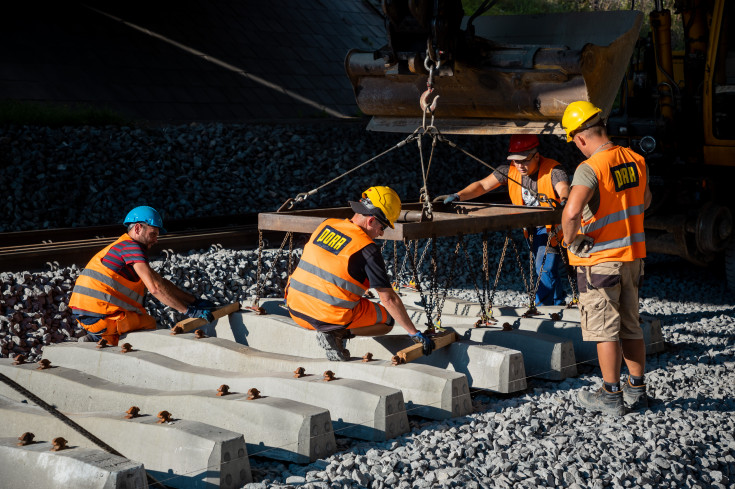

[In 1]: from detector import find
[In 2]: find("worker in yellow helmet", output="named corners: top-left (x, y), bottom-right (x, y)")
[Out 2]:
top-left (561, 101), bottom-right (652, 415)
top-left (285, 186), bottom-right (433, 361)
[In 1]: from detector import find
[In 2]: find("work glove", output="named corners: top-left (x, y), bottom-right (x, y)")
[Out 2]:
top-left (409, 331), bottom-right (434, 356)
top-left (186, 304), bottom-right (215, 323)
top-left (190, 298), bottom-right (216, 310)
top-left (443, 193), bottom-right (460, 204)
top-left (567, 234), bottom-right (594, 258)
top-left (433, 193), bottom-right (459, 204)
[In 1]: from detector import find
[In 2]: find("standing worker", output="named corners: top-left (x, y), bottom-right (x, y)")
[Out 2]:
top-left (442, 134), bottom-right (570, 306)
top-left (69, 206), bottom-right (217, 345)
top-left (560, 101), bottom-right (652, 415)
top-left (285, 186), bottom-right (434, 361)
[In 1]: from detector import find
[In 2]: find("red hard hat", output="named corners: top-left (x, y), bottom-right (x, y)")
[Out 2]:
top-left (508, 134), bottom-right (540, 154)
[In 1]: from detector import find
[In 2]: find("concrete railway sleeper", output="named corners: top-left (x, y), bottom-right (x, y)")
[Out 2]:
top-left (0, 360), bottom-right (335, 464)
top-left (0, 289), bottom-right (667, 488)
top-left (41, 342), bottom-right (411, 442)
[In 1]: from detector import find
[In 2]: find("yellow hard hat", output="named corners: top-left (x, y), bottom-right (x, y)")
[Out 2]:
top-left (562, 101), bottom-right (603, 142)
top-left (351, 186), bottom-right (402, 229)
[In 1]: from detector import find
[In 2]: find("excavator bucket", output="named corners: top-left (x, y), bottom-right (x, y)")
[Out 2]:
top-left (346, 10), bottom-right (643, 134)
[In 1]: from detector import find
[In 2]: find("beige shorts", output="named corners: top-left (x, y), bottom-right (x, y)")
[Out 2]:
top-left (577, 259), bottom-right (644, 342)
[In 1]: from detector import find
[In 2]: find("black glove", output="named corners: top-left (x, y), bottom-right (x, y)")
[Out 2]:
top-left (410, 331), bottom-right (434, 356)
top-left (186, 304), bottom-right (215, 323)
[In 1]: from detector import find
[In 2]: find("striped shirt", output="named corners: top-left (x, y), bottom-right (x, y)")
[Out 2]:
top-left (100, 239), bottom-right (148, 281)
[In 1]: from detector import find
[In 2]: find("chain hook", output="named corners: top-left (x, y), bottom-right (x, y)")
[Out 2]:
top-left (420, 62), bottom-right (439, 129)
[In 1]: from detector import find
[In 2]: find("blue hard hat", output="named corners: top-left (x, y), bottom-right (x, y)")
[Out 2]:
top-left (123, 206), bottom-right (167, 234)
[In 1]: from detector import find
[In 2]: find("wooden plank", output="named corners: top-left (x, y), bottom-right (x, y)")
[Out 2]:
top-left (173, 303), bottom-right (241, 334)
top-left (397, 331), bottom-right (458, 363)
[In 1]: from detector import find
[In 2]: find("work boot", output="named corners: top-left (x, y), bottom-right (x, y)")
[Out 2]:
top-left (622, 377), bottom-right (649, 411)
top-left (577, 385), bottom-right (625, 416)
top-left (316, 331), bottom-right (351, 361)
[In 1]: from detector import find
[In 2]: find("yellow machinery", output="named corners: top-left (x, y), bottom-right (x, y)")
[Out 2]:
top-left (606, 0), bottom-right (734, 289)
top-left (340, 0), bottom-right (735, 291)
top-left (346, 5), bottom-right (642, 135)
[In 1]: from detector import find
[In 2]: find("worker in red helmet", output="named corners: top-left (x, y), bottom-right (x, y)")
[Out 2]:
top-left (441, 134), bottom-right (570, 306)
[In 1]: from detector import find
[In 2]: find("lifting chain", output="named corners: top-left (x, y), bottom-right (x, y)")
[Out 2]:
top-left (481, 233), bottom-right (491, 317)
top-left (485, 233), bottom-right (513, 320)
top-left (277, 130), bottom-right (419, 212)
top-left (432, 235), bottom-right (463, 330)
top-left (425, 238), bottom-right (440, 327)
top-left (251, 230), bottom-right (293, 311)
top-left (397, 238), bottom-right (433, 290)
top-left (405, 237), bottom-right (434, 331)
top-left (393, 241), bottom-right (399, 287)
top-left (557, 238), bottom-right (580, 307)
top-left (287, 233), bottom-right (294, 276)
top-left (509, 236), bottom-right (531, 302)
top-left (519, 230), bottom-right (539, 316)
top-left (393, 239), bottom-right (412, 289)
top-left (461, 233), bottom-right (494, 326)
top-left (252, 231), bottom-right (264, 309)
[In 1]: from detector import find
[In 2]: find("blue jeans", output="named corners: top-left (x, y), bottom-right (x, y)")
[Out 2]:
top-left (530, 228), bottom-right (566, 306)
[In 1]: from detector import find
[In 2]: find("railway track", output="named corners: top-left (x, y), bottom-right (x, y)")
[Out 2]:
top-left (0, 214), bottom-right (286, 272)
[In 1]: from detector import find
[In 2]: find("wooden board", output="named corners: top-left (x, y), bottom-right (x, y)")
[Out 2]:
top-left (173, 303), bottom-right (241, 334)
top-left (397, 331), bottom-right (458, 363)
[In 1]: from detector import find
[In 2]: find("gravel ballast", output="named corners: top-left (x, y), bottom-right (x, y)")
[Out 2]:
top-left (1, 122), bottom-right (734, 488)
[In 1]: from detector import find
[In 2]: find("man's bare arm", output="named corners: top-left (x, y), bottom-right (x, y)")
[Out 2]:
top-left (374, 287), bottom-right (420, 335)
top-left (555, 180), bottom-right (570, 202)
top-left (562, 184), bottom-right (595, 241)
top-left (456, 174), bottom-right (502, 202)
top-left (133, 262), bottom-right (194, 313)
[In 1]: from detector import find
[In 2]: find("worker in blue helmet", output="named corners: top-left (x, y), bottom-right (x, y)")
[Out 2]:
top-left (68, 206), bottom-right (217, 345)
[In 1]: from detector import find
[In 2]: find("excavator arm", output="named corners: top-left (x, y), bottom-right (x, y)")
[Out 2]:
top-left (346, 1), bottom-right (643, 134)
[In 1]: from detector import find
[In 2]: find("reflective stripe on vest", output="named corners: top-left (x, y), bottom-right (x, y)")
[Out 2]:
top-left (295, 259), bottom-right (366, 298)
top-left (286, 219), bottom-right (374, 327)
top-left (287, 278), bottom-right (361, 309)
top-left (75, 268), bottom-right (145, 305)
top-left (589, 232), bottom-right (646, 253)
top-left (71, 285), bottom-right (142, 313)
top-left (581, 204), bottom-right (645, 235)
top-left (68, 233), bottom-right (147, 316)
top-left (569, 146), bottom-right (647, 266)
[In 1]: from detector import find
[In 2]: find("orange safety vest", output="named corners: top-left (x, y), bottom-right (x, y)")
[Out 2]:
top-left (508, 156), bottom-right (563, 246)
top-left (69, 234), bottom-right (147, 317)
top-left (286, 218), bottom-right (375, 327)
top-left (568, 145), bottom-right (647, 266)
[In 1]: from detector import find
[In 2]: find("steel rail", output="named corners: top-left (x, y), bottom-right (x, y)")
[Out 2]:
top-left (0, 214), bottom-right (286, 272)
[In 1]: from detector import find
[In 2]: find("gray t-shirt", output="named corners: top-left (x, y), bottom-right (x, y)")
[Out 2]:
top-left (570, 163), bottom-right (600, 221)
top-left (493, 163), bottom-right (569, 206)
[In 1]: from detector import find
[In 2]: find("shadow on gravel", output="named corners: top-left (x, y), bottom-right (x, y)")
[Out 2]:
top-left (659, 341), bottom-right (734, 365)
top-left (660, 396), bottom-right (735, 413)
top-left (658, 308), bottom-right (735, 325)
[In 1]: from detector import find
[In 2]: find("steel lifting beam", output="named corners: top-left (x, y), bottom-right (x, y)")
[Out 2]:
top-left (258, 203), bottom-right (561, 241)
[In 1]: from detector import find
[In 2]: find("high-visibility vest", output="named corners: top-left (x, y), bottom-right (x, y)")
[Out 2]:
top-left (508, 156), bottom-right (563, 246)
top-left (286, 219), bottom-right (374, 327)
top-left (69, 234), bottom-right (147, 316)
top-left (568, 145), bottom-right (647, 266)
